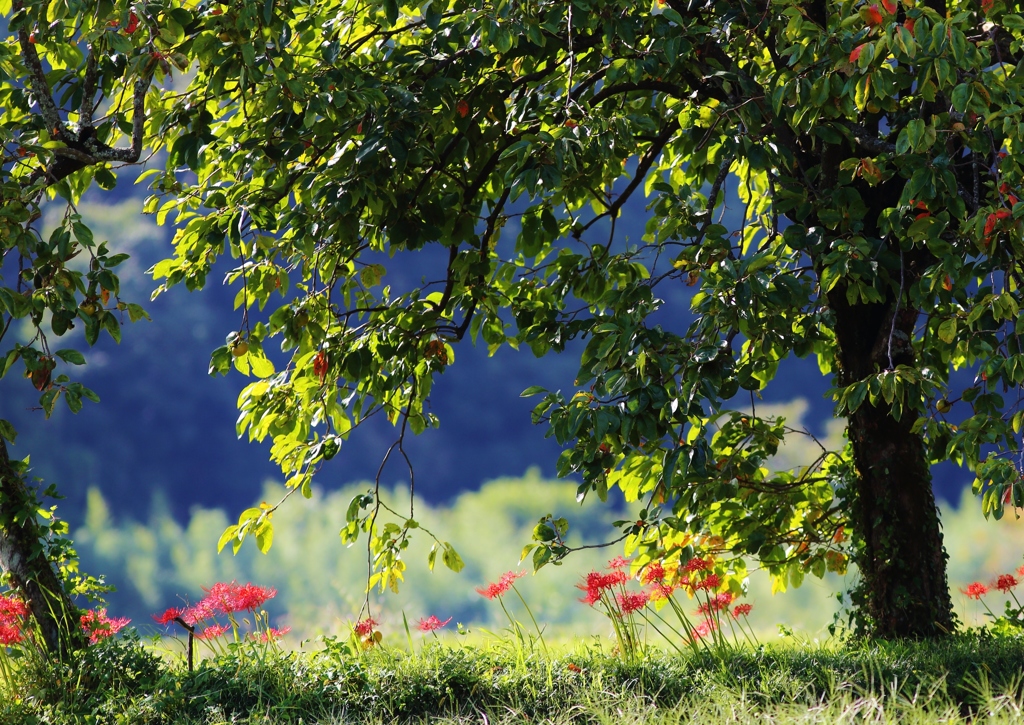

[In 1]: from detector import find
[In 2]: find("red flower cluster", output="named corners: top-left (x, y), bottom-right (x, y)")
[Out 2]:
top-left (607, 556), bottom-right (631, 570)
top-left (690, 572), bottom-right (721, 592)
top-left (203, 581), bottom-right (277, 614)
top-left (696, 591), bottom-right (734, 616)
top-left (691, 617), bottom-right (717, 640)
top-left (732, 603), bottom-right (753, 619)
top-left (682, 556), bottom-right (713, 574)
top-left (417, 615), bottom-right (452, 632)
top-left (476, 570), bottom-right (526, 600)
top-left (153, 581), bottom-right (277, 629)
top-left (962, 582), bottom-right (989, 600)
top-left (617, 591), bottom-right (649, 614)
top-left (0, 594), bottom-right (28, 646)
top-left (80, 608), bottom-right (130, 645)
top-left (153, 606), bottom-right (184, 626)
top-left (578, 568), bottom-right (628, 605)
top-left (253, 626), bottom-right (290, 642)
top-left (353, 617), bottom-right (378, 637)
top-left (642, 561), bottom-right (665, 584)
top-left (196, 623), bottom-right (230, 640)
top-left (995, 574), bottom-right (1019, 593)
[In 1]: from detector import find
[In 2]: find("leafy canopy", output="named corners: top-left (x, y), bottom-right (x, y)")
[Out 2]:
top-left (3, 0), bottom-right (1024, 596)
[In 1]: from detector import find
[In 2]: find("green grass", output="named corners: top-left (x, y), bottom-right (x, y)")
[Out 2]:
top-left (5, 633), bottom-right (1024, 724)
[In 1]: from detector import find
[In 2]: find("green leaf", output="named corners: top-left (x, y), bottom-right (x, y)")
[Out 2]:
top-left (0, 419), bottom-right (17, 443)
top-left (1002, 14), bottom-right (1024, 30)
top-left (250, 354), bottom-right (276, 378)
top-left (442, 542), bottom-right (464, 572)
top-left (937, 318), bottom-right (957, 344)
top-left (255, 523), bottom-right (274, 553)
top-left (218, 525), bottom-right (240, 553)
top-left (55, 349), bottom-right (86, 365)
top-left (126, 303), bottom-right (151, 322)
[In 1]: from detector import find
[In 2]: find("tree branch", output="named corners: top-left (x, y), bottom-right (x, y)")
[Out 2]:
top-left (577, 120), bottom-right (678, 236)
top-left (80, 50), bottom-right (98, 130)
top-left (588, 80), bottom-right (691, 107)
top-left (16, 13), bottom-right (67, 140)
top-left (842, 122), bottom-right (897, 156)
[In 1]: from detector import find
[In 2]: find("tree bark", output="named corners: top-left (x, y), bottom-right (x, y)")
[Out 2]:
top-left (829, 273), bottom-right (955, 638)
top-left (0, 438), bottom-right (84, 655)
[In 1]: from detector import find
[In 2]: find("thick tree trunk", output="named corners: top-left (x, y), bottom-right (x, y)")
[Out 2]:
top-left (0, 439), bottom-right (84, 656)
top-left (829, 280), bottom-right (954, 638)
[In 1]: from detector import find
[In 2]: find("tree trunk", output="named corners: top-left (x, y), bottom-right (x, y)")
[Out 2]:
top-left (0, 438), bottom-right (84, 655)
top-left (829, 278), bottom-right (955, 638)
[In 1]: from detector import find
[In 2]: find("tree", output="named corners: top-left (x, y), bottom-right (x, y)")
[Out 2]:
top-left (5, 0), bottom-right (1024, 641)
top-left (0, 0), bottom-right (156, 653)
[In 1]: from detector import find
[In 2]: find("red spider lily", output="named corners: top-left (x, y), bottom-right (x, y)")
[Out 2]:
top-left (732, 603), bottom-right (753, 619)
top-left (417, 615), bottom-right (452, 632)
top-left (648, 582), bottom-right (675, 602)
top-left (0, 594), bottom-right (28, 620)
top-left (691, 617), bottom-right (718, 639)
top-left (962, 582), bottom-right (989, 600)
top-left (0, 622), bottom-right (22, 645)
top-left (994, 574), bottom-right (1019, 593)
top-left (607, 556), bottom-right (631, 570)
top-left (617, 591), bottom-right (649, 614)
top-left (850, 44), bottom-right (867, 63)
top-left (682, 556), bottom-right (713, 573)
top-left (253, 626), bottom-right (290, 642)
top-left (642, 561), bottom-right (665, 584)
top-left (80, 608), bottom-right (130, 644)
top-left (354, 617), bottom-right (378, 637)
top-left (196, 623), bottom-right (230, 640)
top-left (499, 570), bottom-right (526, 589)
top-left (201, 581), bottom-right (277, 615)
top-left (0, 594), bottom-right (28, 646)
top-left (232, 583), bottom-right (278, 611)
top-left (476, 570), bottom-right (526, 599)
top-left (692, 573), bottom-right (722, 592)
top-left (697, 591), bottom-right (735, 615)
top-left (152, 607), bottom-right (184, 626)
top-left (577, 569), bottom-right (628, 605)
top-left (182, 598), bottom-right (215, 626)
top-left (580, 587), bottom-right (602, 606)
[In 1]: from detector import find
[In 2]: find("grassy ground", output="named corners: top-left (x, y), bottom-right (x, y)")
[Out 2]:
top-left (4, 633), bottom-right (1024, 724)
